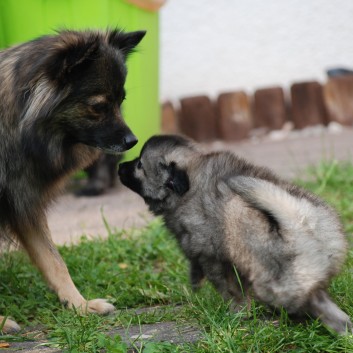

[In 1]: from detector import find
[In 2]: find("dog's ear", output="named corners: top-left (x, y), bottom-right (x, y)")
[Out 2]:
top-left (165, 162), bottom-right (190, 196)
top-left (108, 30), bottom-right (146, 59)
top-left (46, 34), bottom-right (99, 83)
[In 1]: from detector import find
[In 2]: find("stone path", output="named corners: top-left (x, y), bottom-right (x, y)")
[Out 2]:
top-left (4, 306), bottom-right (202, 352)
top-left (5, 321), bottom-right (202, 352)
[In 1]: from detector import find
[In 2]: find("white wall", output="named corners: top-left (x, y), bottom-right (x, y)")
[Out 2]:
top-left (160, 0), bottom-right (353, 103)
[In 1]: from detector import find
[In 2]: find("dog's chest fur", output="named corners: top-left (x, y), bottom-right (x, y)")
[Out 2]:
top-left (163, 177), bottom-right (229, 259)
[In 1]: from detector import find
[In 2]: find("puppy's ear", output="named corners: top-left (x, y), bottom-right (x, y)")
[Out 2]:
top-left (46, 34), bottom-right (99, 83)
top-left (108, 30), bottom-right (146, 59)
top-left (166, 162), bottom-right (190, 196)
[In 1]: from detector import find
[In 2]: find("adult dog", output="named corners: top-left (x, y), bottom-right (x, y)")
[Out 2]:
top-left (119, 134), bottom-right (351, 335)
top-left (0, 28), bottom-right (145, 333)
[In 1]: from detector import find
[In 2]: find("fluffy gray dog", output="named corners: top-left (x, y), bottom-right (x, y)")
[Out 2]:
top-left (118, 134), bottom-right (351, 335)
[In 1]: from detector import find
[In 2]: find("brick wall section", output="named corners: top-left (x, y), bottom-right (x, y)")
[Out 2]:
top-left (161, 78), bottom-right (352, 142)
top-left (179, 95), bottom-right (218, 142)
top-left (217, 91), bottom-right (252, 141)
top-left (253, 87), bottom-right (287, 130)
top-left (290, 81), bottom-right (328, 129)
top-left (324, 76), bottom-right (353, 125)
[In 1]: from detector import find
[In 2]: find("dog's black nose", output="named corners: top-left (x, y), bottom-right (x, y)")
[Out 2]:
top-left (123, 133), bottom-right (138, 150)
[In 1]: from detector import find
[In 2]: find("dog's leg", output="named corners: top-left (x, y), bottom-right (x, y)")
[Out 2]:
top-left (199, 257), bottom-right (245, 310)
top-left (75, 154), bottom-right (121, 197)
top-left (189, 258), bottom-right (205, 291)
top-left (17, 218), bottom-right (115, 315)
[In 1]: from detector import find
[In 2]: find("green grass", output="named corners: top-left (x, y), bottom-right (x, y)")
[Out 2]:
top-left (1, 160), bottom-right (353, 352)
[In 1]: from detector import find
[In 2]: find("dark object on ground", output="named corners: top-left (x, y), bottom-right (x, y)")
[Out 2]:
top-left (75, 153), bottom-right (123, 196)
top-left (326, 67), bottom-right (353, 78)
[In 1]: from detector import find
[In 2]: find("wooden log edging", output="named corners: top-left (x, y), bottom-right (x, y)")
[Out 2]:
top-left (161, 78), bottom-right (353, 142)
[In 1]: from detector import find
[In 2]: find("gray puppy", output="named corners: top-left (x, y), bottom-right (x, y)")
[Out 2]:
top-left (119, 134), bottom-right (351, 334)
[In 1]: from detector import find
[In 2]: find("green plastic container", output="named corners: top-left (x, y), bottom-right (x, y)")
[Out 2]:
top-left (0, 0), bottom-right (160, 159)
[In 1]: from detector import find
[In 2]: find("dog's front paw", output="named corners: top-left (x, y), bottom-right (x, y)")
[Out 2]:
top-left (0, 316), bottom-right (21, 334)
top-left (60, 293), bottom-right (115, 315)
top-left (86, 299), bottom-right (115, 315)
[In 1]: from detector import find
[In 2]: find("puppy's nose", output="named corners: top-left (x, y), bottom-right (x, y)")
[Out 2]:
top-left (123, 133), bottom-right (138, 150)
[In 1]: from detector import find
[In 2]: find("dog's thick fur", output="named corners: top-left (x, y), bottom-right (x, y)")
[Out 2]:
top-left (0, 29), bottom-right (145, 333)
top-left (119, 134), bottom-right (352, 335)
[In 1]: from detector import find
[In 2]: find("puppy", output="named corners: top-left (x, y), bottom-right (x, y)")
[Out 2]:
top-left (0, 29), bottom-right (145, 333)
top-left (119, 134), bottom-right (352, 335)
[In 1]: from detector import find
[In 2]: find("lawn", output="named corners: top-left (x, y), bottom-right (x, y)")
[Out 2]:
top-left (1, 160), bottom-right (353, 352)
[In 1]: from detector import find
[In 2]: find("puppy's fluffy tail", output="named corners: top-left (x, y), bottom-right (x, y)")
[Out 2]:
top-left (226, 176), bottom-right (320, 233)
top-left (306, 289), bottom-right (352, 335)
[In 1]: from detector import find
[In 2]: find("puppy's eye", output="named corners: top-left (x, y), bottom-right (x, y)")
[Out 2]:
top-left (137, 160), bottom-right (142, 169)
top-left (159, 162), bottom-right (168, 170)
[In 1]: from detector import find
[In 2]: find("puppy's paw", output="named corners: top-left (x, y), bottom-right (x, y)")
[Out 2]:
top-left (0, 316), bottom-right (21, 334)
top-left (86, 299), bottom-right (115, 315)
top-left (229, 301), bottom-right (246, 313)
top-left (191, 281), bottom-right (203, 292)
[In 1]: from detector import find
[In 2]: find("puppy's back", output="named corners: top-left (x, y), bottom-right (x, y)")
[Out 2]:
top-left (221, 171), bottom-right (346, 310)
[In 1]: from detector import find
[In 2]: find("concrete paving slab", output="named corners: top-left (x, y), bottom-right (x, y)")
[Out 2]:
top-left (3, 320), bottom-right (201, 352)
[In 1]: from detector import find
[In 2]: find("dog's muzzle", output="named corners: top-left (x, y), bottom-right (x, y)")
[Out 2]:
top-left (97, 132), bottom-right (138, 155)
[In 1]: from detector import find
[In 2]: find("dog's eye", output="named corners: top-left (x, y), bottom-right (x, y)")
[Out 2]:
top-left (91, 103), bottom-right (108, 114)
top-left (137, 160), bottom-right (142, 169)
